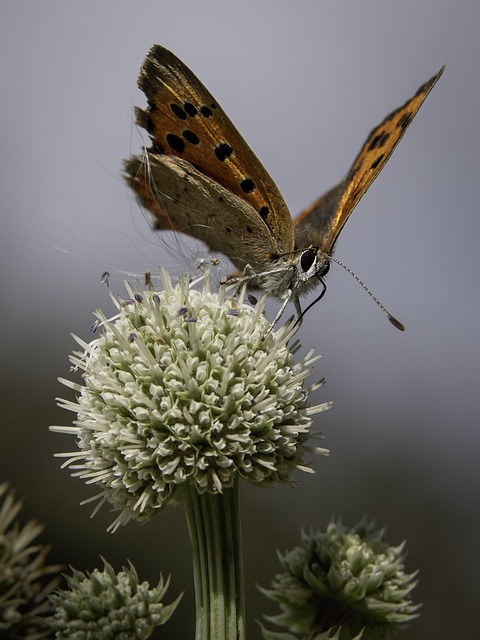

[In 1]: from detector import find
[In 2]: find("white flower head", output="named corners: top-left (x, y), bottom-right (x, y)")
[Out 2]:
top-left (52, 270), bottom-right (330, 531)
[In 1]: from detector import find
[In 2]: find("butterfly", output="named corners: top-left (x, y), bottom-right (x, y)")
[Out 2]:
top-left (124, 45), bottom-right (444, 330)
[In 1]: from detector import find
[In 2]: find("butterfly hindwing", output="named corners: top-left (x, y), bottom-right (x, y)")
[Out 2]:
top-left (124, 151), bottom-right (278, 274)
top-left (293, 180), bottom-right (346, 250)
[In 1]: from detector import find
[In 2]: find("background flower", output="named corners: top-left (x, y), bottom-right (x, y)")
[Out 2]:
top-left (262, 519), bottom-right (419, 640)
top-left (0, 483), bottom-right (60, 640)
top-left (49, 559), bottom-right (181, 640)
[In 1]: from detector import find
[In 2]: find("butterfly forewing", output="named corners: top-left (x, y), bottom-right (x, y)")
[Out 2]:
top-left (295, 66), bottom-right (445, 253)
top-left (134, 44), bottom-right (294, 254)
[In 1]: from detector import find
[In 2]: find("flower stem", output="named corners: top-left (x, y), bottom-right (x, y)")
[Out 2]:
top-left (183, 481), bottom-right (245, 640)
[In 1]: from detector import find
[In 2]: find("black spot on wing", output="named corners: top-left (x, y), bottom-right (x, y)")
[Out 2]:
top-left (397, 111), bottom-right (413, 130)
top-left (215, 143), bottom-right (233, 161)
top-left (166, 134), bottom-right (185, 153)
top-left (170, 103), bottom-right (187, 120)
top-left (183, 102), bottom-right (197, 117)
top-left (370, 154), bottom-right (385, 170)
top-left (368, 130), bottom-right (391, 151)
top-left (200, 105), bottom-right (213, 117)
top-left (240, 178), bottom-right (255, 194)
top-left (183, 130), bottom-right (200, 145)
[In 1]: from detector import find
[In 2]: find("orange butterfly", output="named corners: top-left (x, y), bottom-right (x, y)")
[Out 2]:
top-left (125, 45), bottom-right (443, 329)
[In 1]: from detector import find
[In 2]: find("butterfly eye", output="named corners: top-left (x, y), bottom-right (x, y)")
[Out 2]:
top-left (300, 249), bottom-right (317, 272)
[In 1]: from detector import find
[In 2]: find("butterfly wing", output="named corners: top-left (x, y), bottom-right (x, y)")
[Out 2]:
top-left (293, 180), bottom-right (346, 249)
top-left (294, 66), bottom-right (445, 252)
top-left (125, 152), bottom-right (279, 273)
top-left (130, 44), bottom-right (294, 257)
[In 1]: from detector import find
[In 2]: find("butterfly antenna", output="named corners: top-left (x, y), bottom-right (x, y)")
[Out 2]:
top-left (330, 256), bottom-right (405, 331)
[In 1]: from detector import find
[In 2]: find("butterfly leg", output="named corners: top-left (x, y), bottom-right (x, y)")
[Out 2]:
top-left (293, 295), bottom-right (304, 325)
top-left (269, 290), bottom-right (295, 328)
top-left (225, 265), bottom-right (303, 329)
top-left (223, 264), bottom-right (256, 289)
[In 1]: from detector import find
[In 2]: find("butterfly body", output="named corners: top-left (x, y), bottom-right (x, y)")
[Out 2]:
top-left (125, 45), bottom-right (444, 327)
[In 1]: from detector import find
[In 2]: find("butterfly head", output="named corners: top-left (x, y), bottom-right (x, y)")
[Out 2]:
top-left (253, 246), bottom-right (330, 302)
top-left (291, 247), bottom-right (330, 293)
top-left (239, 246), bottom-right (331, 328)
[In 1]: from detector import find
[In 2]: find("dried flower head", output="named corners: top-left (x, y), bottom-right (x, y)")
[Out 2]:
top-left (49, 559), bottom-right (181, 640)
top-left (0, 483), bottom-right (60, 640)
top-left (52, 271), bottom-right (330, 530)
top-left (262, 519), bottom-right (419, 640)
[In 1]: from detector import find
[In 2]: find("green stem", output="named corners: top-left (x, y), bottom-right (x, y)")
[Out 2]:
top-left (183, 480), bottom-right (245, 640)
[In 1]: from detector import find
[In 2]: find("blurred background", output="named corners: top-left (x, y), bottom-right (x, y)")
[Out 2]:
top-left (1, 1), bottom-right (478, 637)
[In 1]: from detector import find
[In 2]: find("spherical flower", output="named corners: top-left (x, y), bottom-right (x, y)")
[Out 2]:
top-left (48, 559), bottom-right (181, 640)
top-left (0, 482), bottom-right (60, 640)
top-left (261, 519), bottom-right (419, 640)
top-left (52, 270), bottom-right (330, 530)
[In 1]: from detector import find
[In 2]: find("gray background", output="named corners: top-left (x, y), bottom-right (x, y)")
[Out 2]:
top-left (1, 2), bottom-right (478, 638)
